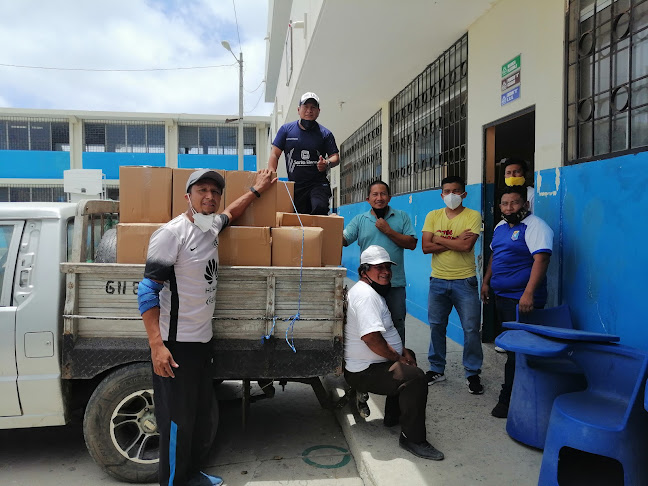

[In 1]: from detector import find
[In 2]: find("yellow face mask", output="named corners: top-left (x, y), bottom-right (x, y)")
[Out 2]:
top-left (505, 176), bottom-right (526, 186)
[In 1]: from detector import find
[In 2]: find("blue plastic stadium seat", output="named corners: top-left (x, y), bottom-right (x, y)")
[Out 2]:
top-left (538, 342), bottom-right (648, 486)
top-left (502, 305), bottom-right (585, 450)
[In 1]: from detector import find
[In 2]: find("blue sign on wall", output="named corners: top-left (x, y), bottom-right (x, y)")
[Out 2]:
top-left (501, 86), bottom-right (521, 106)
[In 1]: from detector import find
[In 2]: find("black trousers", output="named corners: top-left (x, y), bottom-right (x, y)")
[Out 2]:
top-left (294, 182), bottom-right (331, 215)
top-left (344, 351), bottom-right (428, 443)
top-left (495, 296), bottom-right (543, 405)
top-left (153, 341), bottom-right (215, 486)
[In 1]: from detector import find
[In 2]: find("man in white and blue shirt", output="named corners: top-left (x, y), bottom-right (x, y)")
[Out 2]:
top-left (343, 180), bottom-right (417, 343)
top-left (480, 185), bottom-right (554, 418)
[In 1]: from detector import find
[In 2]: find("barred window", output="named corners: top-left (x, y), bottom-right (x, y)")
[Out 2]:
top-left (389, 34), bottom-right (468, 196)
top-left (339, 110), bottom-right (382, 205)
top-left (0, 118), bottom-right (69, 151)
top-left (178, 124), bottom-right (256, 155)
top-left (566, 0), bottom-right (648, 163)
top-left (84, 121), bottom-right (165, 153)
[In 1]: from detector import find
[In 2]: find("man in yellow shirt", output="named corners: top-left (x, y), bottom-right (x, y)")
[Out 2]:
top-left (421, 176), bottom-right (484, 394)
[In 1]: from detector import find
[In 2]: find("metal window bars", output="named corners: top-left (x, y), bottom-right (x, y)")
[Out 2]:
top-left (339, 110), bottom-right (382, 205)
top-left (565, 0), bottom-right (648, 164)
top-left (0, 117), bottom-right (70, 152)
top-left (389, 33), bottom-right (468, 195)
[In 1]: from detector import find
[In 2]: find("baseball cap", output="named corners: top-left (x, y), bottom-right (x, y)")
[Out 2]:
top-left (186, 169), bottom-right (225, 193)
top-left (299, 92), bottom-right (320, 107)
top-left (360, 245), bottom-right (397, 266)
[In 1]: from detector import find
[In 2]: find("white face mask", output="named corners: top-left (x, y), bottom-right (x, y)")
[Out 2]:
top-left (190, 205), bottom-right (215, 232)
top-left (443, 193), bottom-right (463, 210)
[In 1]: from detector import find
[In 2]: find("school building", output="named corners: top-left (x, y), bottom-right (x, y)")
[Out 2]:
top-left (264, 0), bottom-right (648, 348)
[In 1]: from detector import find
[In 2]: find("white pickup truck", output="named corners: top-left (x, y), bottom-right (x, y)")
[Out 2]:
top-left (0, 199), bottom-right (346, 483)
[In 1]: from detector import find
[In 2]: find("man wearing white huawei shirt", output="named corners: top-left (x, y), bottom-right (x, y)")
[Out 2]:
top-left (344, 245), bottom-right (444, 461)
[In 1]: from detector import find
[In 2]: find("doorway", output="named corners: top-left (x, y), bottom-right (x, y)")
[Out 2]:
top-left (482, 107), bottom-right (535, 341)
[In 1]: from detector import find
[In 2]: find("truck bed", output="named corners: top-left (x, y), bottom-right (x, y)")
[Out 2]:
top-left (61, 263), bottom-right (346, 379)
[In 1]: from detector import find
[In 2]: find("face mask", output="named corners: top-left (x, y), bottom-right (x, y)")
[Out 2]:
top-left (373, 206), bottom-right (388, 219)
top-left (505, 176), bottom-right (526, 186)
top-left (190, 205), bottom-right (215, 232)
top-left (300, 118), bottom-right (317, 130)
top-left (502, 207), bottom-right (529, 225)
top-left (443, 193), bottom-right (463, 210)
top-left (366, 276), bottom-right (391, 297)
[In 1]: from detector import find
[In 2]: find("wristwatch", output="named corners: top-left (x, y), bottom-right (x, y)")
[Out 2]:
top-left (250, 186), bottom-right (261, 198)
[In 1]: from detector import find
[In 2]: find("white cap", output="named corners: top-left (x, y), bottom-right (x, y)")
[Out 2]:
top-left (360, 245), bottom-right (397, 266)
top-left (299, 92), bottom-right (320, 107)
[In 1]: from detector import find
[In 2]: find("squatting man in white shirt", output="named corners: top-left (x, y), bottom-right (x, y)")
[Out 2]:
top-left (344, 245), bottom-right (444, 460)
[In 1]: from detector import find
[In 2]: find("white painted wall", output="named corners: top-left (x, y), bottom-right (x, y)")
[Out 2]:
top-left (467, 0), bottom-right (565, 183)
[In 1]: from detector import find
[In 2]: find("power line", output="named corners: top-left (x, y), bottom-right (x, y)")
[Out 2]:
top-left (244, 88), bottom-right (266, 114)
top-left (244, 78), bottom-right (265, 94)
top-left (0, 62), bottom-right (237, 72)
top-left (232, 0), bottom-right (242, 53)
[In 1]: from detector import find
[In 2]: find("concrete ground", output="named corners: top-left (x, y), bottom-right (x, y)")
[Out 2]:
top-left (0, 380), bottom-right (362, 485)
top-left (325, 310), bottom-right (544, 486)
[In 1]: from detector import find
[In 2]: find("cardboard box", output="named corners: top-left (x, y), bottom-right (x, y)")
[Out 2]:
top-left (116, 223), bottom-right (164, 264)
top-left (218, 226), bottom-right (271, 266)
top-left (275, 213), bottom-right (344, 266)
top-left (172, 168), bottom-right (225, 218)
top-left (225, 171), bottom-right (295, 227)
top-left (271, 227), bottom-right (323, 267)
top-left (119, 166), bottom-right (172, 223)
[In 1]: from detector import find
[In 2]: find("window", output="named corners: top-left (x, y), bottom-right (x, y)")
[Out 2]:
top-left (178, 124), bottom-right (257, 155)
top-left (0, 119), bottom-right (69, 151)
top-left (340, 110), bottom-right (382, 205)
top-left (566, 0), bottom-right (648, 163)
top-left (84, 121), bottom-right (165, 153)
top-left (389, 34), bottom-right (468, 195)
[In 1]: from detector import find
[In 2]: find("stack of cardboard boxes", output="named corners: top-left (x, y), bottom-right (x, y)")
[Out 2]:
top-left (116, 166), bottom-right (344, 267)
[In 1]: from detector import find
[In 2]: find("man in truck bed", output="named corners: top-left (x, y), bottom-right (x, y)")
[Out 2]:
top-left (138, 168), bottom-right (275, 486)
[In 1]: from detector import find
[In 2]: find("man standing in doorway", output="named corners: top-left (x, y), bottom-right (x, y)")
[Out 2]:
top-left (268, 92), bottom-right (340, 214)
top-left (421, 175), bottom-right (484, 395)
top-left (502, 157), bottom-right (534, 212)
top-left (343, 180), bottom-right (417, 343)
top-left (138, 169), bottom-right (275, 486)
top-left (481, 186), bottom-right (553, 418)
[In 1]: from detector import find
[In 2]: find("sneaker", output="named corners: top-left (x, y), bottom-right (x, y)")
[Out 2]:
top-left (399, 432), bottom-right (444, 461)
top-left (356, 391), bottom-right (370, 418)
top-left (426, 371), bottom-right (446, 385)
top-left (494, 345), bottom-right (506, 353)
top-left (491, 401), bottom-right (509, 418)
top-left (187, 471), bottom-right (223, 486)
top-left (466, 375), bottom-right (484, 395)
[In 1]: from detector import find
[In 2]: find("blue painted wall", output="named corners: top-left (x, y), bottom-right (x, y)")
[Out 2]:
top-left (178, 154), bottom-right (257, 172)
top-left (340, 183), bottom-right (483, 346)
top-left (556, 152), bottom-right (648, 350)
top-left (83, 153), bottom-right (165, 179)
top-left (0, 150), bottom-right (70, 178)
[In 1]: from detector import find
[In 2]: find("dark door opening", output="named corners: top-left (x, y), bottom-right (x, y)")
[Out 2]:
top-left (482, 108), bottom-right (535, 342)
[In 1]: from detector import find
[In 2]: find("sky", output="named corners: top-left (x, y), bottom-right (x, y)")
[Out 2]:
top-left (0, 0), bottom-right (273, 116)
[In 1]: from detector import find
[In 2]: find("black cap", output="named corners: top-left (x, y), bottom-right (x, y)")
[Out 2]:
top-left (185, 169), bottom-right (225, 193)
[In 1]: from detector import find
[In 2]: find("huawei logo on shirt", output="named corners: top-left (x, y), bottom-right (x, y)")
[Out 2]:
top-left (204, 259), bottom-right (217, 284)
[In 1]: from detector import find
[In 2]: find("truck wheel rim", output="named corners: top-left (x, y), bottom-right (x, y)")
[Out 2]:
top-left (109, 388), bottom-right (159, 464)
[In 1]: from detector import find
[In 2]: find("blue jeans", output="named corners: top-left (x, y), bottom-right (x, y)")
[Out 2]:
top-left (427, 276), bottom-right (483, 377)
top-left (384, 286), bottom-right (406, 344)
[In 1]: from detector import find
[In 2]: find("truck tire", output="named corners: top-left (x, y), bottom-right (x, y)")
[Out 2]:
top-left (95, 228), bottom-right (117, 263)
top-left (83, 363), bottom-right (221, 483)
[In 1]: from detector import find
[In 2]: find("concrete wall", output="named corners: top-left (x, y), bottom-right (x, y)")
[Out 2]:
top-left (555, 152), bottom-right (648, 349)
top-left (467, 0), bottom-right (565, 183)
top-left (0, 151), bottom-right (70, 179)
top-left (340, 183), bottom-right (484, 346)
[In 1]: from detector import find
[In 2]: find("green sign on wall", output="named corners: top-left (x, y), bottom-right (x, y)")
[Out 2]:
top-left (501, 55), bottom-right (521, 77)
